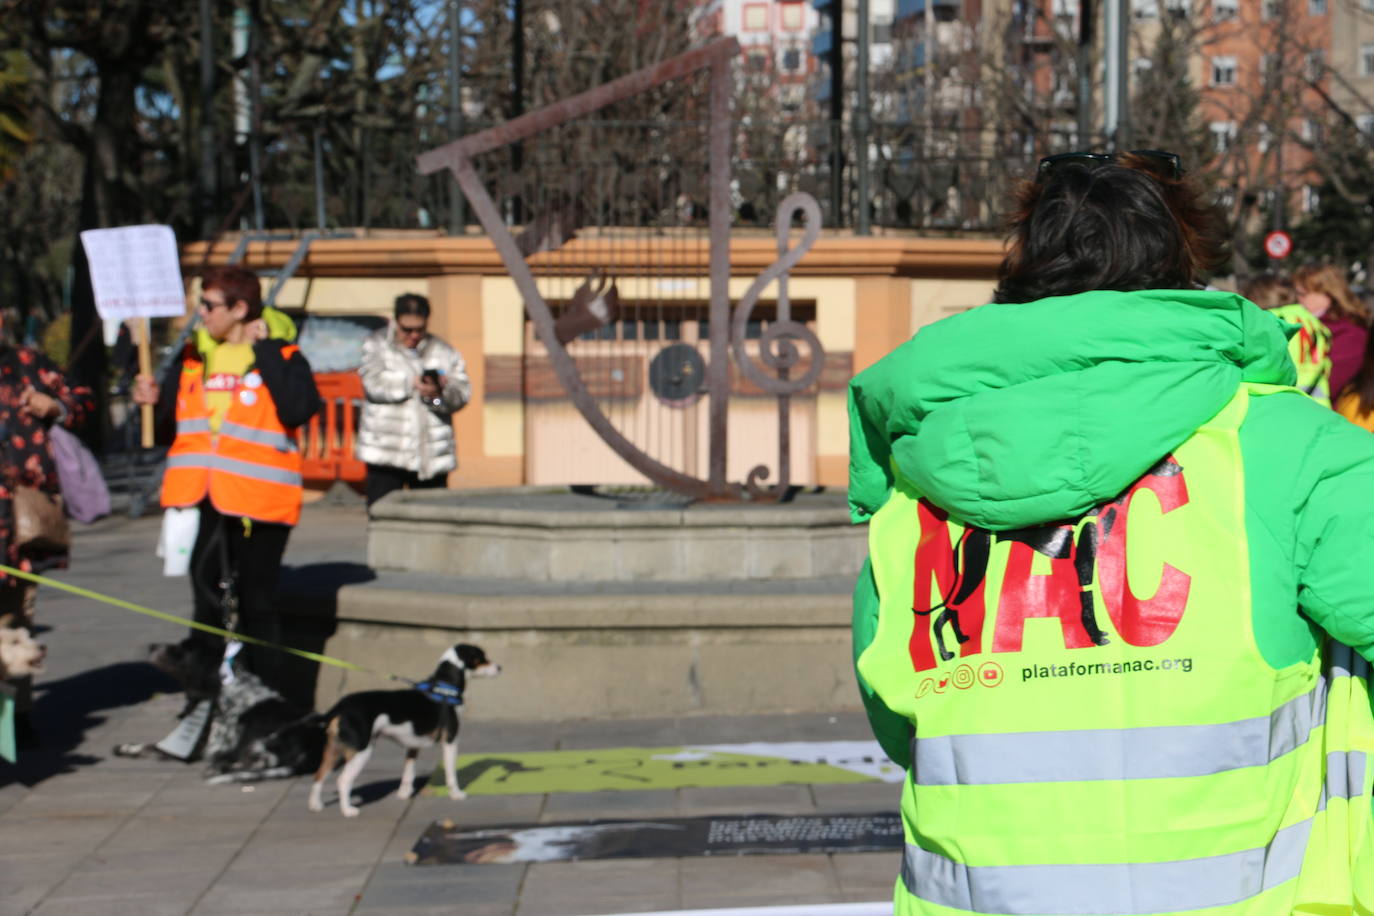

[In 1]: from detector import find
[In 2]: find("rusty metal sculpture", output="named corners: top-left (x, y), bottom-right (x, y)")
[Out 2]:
top-left (418, 37), bottom-right (822, 501)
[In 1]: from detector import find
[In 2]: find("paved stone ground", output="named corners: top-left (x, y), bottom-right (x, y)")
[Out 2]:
top-left (0, 504), bottom-right (900, 916)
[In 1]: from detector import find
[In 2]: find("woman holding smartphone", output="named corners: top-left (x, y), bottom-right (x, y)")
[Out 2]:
top-left (356, 293), bottom-right (472, 507)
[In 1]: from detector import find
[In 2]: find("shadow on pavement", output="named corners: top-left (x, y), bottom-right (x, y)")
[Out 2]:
top-left (2, 660), bottom-right (180, 788)
top-left (277, 561), bottom-right (375, 709)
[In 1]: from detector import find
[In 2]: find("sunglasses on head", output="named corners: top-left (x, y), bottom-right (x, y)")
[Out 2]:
top-left (1036, 149), bottom-right (1184, 182)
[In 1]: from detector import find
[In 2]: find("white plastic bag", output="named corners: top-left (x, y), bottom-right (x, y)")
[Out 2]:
top-left (156, 507), bottom-right (199, 577)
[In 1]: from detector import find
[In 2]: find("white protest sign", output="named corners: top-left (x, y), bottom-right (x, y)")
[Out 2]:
top-left (79, 224), bottom-right (188, 321)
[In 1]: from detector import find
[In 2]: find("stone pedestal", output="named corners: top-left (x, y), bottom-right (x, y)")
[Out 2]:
top-left (314, 488), bottom-right (867, 720)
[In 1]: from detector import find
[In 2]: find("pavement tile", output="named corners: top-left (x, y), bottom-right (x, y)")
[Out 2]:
top-left (0, 855), bottom-right (80, 916)
top-left (539, 789), bottom-right (679, 821)
top-left (78, 842), bottom-right (243, 875)
top-left (358, 906), bottom-right (513, 916)
top-left (679, 854), bottom-right (839, 907)
top-left (190, 862), bottom-right (370, 915)
top-left (7, 782), bottom-right (161, 816)
top-left (677, 784), bottom-right (816, 816)
top-left (675, 713), bottom-right (871, 745)
top-left (256, 819), bottom-right (400, 846)
top-left (358, 861), bottom-right (525, 908)
top-left (0, 781), bottom-right (30, 816)
top-left (520, 899), bottom-right (681, 916)
top-left (230, 831), bottom-right (398, 869)
top-left (517, 858), bottom-right (681, 916)
top-left (0, 886), bottom-right (56, 916)
top-left (29, 893), bottom-right (199, 916)
top-left (554, 718), bottom-right (683, 750)
top-left (103, 810), bottom-right (272, 852)
top-left (0, 814), bottom-right (126, 856)
top-left (384, 796), bottom-right (547, 861)
top-left (359, 907), bottom-right (513, 916)
top-left (459, 720), bottom-right (561, 753)
top-left (148, 778), bottom-right (294, 809)
top-left (405, 792), bottom-right (545, 826)
top-left (808, 781), bottom-right (902, 813)
top-left (830, 850), bottom-right (903, 899)
top-left (46, 859), bottom-right (222, 898)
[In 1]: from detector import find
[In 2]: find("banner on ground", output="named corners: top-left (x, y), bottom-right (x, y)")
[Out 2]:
top-left (409, 812), bottom-right (904, 865)
top-left (428, 741), bottom-right (903, 796)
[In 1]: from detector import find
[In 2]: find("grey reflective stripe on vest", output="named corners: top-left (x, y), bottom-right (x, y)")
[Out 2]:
top-left (218, 421), bottom-right (298, 452)
top-left (176, 418), bottom-right (212, 435)
top-left (913, 686), bottom-right (1324, 786)
top-left (900, 817), bottom-right (1313, 915)
top-left (208, 455), bottom-right (302, 487)
top-left (166, 452), bottom-right (214, 470)
top-left (1327, 641), bottom-right (1369, 682)
top-left (1325, 750), bottom-right (1368, 802)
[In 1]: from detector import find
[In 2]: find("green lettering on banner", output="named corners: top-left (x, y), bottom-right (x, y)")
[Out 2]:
top-left (425, 743), bottom-right (903, 796)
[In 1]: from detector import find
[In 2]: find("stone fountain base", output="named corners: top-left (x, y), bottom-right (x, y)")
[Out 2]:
top-left (296, 488), bottom-right (867, 721)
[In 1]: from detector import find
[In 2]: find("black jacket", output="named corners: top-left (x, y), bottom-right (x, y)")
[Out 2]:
top-left (153, 339), bottom-right (322, 446)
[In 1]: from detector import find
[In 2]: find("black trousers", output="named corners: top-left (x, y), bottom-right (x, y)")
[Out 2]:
top-left (365, 463), bottom-right (447, 507)
top-left (188, 499), bottom-right (292, 686)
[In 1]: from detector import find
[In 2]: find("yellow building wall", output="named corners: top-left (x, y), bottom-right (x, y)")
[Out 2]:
top-left (184, 234), bottom-right (1003, 493)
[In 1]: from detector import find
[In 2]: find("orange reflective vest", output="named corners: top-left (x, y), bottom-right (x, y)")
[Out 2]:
top-left (161, 343), bottom-right (304, 526)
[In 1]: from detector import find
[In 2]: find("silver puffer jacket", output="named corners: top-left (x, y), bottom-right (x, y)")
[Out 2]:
top-left (356, 325), bottom-right (472, 479)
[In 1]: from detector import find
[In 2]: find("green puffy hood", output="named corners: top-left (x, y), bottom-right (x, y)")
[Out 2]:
top-left (848, 289), bottom-right (1297, 530)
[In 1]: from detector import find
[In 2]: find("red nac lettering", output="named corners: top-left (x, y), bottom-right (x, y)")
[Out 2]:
top-left (1094, 460), bottom-right (1191, 647)
top-left (991, 536), bottom-right (1098, 652)
top-left (910, 501), bottom-right (986, 673)
top-left (907, 460), bottom-right (1191, 677)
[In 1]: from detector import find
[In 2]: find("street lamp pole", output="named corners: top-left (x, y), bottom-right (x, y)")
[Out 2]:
top-left (857, 0), bottom-right (871, 234)
top-left (828, 0), bottom-right (844, 227)
top-left (198, 0), bottom-right (217, 238)
top-left (449, 0), bottom-right (466, 233)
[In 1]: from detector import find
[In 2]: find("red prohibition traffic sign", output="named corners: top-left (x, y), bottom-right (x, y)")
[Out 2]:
top-left (1264, 230), bottom-right (1293, 260)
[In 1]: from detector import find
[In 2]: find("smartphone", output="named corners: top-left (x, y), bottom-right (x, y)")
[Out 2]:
top-left (422, 369), bottom-right (441, 385)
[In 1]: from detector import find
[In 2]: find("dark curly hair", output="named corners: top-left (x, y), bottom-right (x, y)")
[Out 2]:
top-left (202, 265), bottom-right (264, 321)
top-left (993, 152), bottom-right (1228, 304)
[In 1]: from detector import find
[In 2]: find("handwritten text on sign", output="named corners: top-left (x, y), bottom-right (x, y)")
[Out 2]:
top-left (80, 225), bottom-right (187, 321)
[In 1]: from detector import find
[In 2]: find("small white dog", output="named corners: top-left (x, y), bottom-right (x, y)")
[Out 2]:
top-left (0, 626), bottom-right (46, 679)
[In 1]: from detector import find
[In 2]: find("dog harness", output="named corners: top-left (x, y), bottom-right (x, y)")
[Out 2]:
top-left (411, 679), bottom-right (463, 706)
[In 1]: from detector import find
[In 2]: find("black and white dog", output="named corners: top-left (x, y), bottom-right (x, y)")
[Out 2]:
top-left (308, 643), bottom-right (500, 817)
top-left (114, 638), bottom-right (325, 781)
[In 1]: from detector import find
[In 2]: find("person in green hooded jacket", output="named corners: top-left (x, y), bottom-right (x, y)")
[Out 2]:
top-left (1240, 272), bottom-right (1332, 406)
top-left (850, 151), bottom-right (1374, 915)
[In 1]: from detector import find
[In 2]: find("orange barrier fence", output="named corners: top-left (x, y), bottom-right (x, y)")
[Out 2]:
top-left (297, 372), bottom-right (368, 489)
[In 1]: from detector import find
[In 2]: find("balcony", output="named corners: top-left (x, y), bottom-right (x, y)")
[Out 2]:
top-left (811, 0), bottom-right (836, 9)
top-left (812, 29), bottom-right (833, 57)
top-left (901, 42), bottom-right (926, 72)
top-left (896, 0), bottom-right (959, 18)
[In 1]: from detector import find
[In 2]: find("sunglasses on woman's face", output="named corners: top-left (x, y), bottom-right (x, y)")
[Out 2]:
top-left (1036, 149), bottom-right (1184, 181)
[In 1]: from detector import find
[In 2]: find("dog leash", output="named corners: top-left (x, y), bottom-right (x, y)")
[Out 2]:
top-left (0, 564), bottom-right (462, 703)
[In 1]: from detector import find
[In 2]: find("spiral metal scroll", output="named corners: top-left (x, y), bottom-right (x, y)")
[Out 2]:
top-left (732, 193), bottom-right (825, 499)
top-left (730, 193), bottom-right (825, 397)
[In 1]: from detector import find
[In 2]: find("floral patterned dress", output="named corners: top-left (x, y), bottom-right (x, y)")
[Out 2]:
top-left (0, 346), bottom-right (96, 585)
